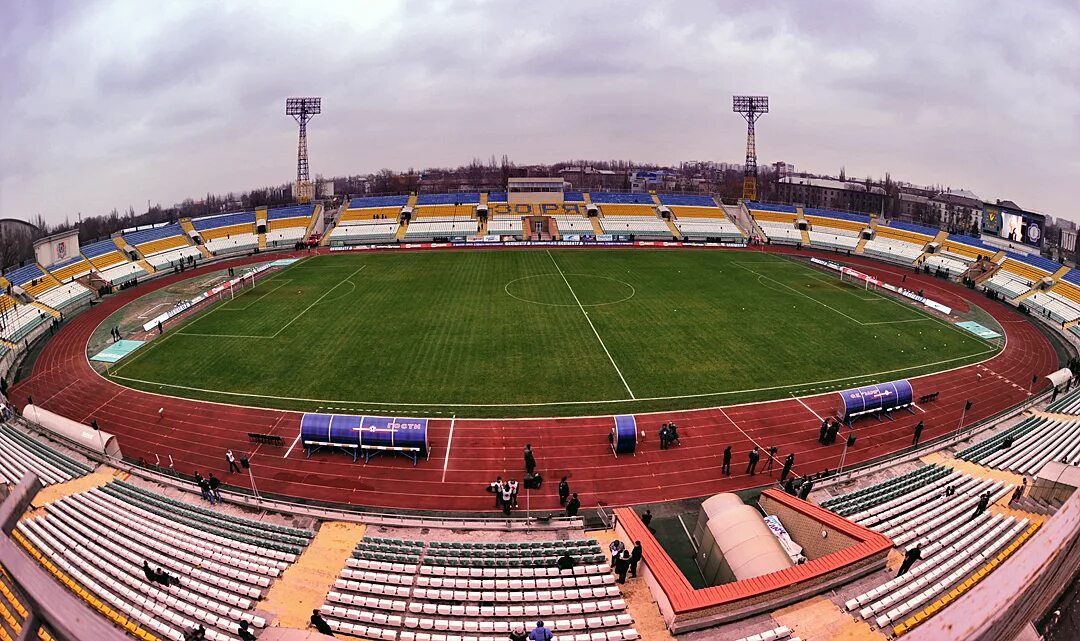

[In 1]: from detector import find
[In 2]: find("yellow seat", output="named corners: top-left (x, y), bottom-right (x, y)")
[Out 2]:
top-left (267, 217), bottom-right (309, 231)
top-left (750, 210), bottom-right (798, 224)
top-left (88, 250), bottom-right (126, 269)
top-left (877, 227), bottom-right (931, 245)
top-left (670, 205), bottom-right (725, 218)
top-left (199, 223), bottom-right (254, 241)
top-left (598, 203), bottom-right (656, 217)
top-left (806, 215), bottom-right (866, 234)
top-left (339, 206), bottom-right (402, 222)
top-left (413, 204), bottom-right (476, 219)
top-left (49, 259), bottom-right (93, 282)
top-left (136, 235), bottom-right (189, 255)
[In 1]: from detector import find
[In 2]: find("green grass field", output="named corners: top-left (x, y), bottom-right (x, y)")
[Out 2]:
top-left (107, 249), bottom-right (999, 417)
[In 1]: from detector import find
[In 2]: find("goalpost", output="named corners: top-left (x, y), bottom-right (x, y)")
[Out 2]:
top-left (838, 268), bottom-right (881, 293)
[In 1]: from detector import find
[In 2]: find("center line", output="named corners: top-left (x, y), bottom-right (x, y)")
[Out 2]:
top-left (546, 251), bottom-right (635, 399)
top-left (442, 415), bottom-right (456, 482)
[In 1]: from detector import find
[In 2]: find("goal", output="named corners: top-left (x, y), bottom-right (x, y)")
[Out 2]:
top-left (838, 268), bottom-right (882, 293)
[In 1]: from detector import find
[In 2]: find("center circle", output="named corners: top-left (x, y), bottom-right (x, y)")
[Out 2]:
top-left (504, 273), bottom-right (636, 307)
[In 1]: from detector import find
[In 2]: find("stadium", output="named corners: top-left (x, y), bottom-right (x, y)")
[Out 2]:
top-left (2, 8), bottom-right (1080, 641)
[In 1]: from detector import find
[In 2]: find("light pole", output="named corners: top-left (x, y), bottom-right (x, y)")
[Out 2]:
top-left (90, 419), bottom-right (107, 460)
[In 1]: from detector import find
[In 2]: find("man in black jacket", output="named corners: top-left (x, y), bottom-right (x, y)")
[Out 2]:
top-left (721, 446), bottom-right (732, 476)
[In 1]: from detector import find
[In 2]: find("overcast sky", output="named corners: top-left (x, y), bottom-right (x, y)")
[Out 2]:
top-left (2, 0), bottom-right (1078, 225)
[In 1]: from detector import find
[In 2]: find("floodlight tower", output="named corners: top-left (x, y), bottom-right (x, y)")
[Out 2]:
top-left (732, 95), bottom-right (769, 201)
top-left (285, 97), bottom-right (321, 203)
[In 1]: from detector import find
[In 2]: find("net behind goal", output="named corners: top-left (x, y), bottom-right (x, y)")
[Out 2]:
top-left (838, 268), bottom-right (882, 292)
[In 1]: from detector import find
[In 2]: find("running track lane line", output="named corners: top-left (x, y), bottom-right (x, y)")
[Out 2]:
top-left (546, 250), bottom-right (635, 399)
top-left (283, 432), bottom-right (302, 458)
top-left (718, 406), bottom-right (791, 477)
top-left (442, 415), bottom-right (456, 483)
top-left (792, 394), bottom-right (823, 421)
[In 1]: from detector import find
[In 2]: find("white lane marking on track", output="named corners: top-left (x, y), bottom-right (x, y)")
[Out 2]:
top-left (442, 415), bottom-right (456, 482)
top-left (283, 432), bottom-right (302, 458)
top-left (792, 395), bottom-right (823, 421)
top-left (546, 250), bottom-right (635, 398)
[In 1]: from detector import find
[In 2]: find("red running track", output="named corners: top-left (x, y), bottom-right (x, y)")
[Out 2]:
top-left (10, 247), bottom-right (1059, 513)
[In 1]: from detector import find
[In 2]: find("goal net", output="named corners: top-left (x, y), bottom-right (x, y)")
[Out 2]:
top-left (838, 268), bottom-right (882, 293)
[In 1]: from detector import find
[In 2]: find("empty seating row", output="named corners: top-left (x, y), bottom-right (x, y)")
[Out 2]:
top-left (413, 205), bottom-right (477, 219)
top-left (861, 238), bottom-right (925, 264)
top-left (191, 212), bottom-right (256, 232)
top-left (204, 234), bottom-right (258, 255)
top-left (341, 207), bottom-right (402, 222)
top-left (0, 304), bottom-right (49, 343)
top-left (144, 246), bottom-right (203, 269)
top-left (956, 416), bottom-right (1046, 463)
top-left (265, 227), bottom-right (307, 246)
top-left (0, 424), bottom-right (91, 486)
top-left (404, 220), bottom-right (478, 240)
top-left (849, 515), bottom-right (1028, 628)
top-left (734, 625), bottom-right (796, 641)
top-left (1005, 251), bottom-right (1061, 276)
top-left (198, 224), bottom-right (255, 242)
top-left (588, 192), bottom-right (652, 205)
top-left (823, 465), bottom-right (951, 517)
top-left (487, 219), bottom-right (524, 236)
top-left (877, 222), bottom-right (936, 245)
top-left (97, 261), bottom-right (146, 284)
top-left (34, 282), bottom-right (93, 311)
top-left (1001, 257), bottom-right (1051, 284)
top-left (756, 222), bottom-right (802, 245)
top-left (984, 269), bottom-right (1032, 298)
top-left (46, 256), bottom-right (94, 282)
top-left (1048, 387), bottom-right (1080, 414)
top-left (22, 272), bottom-right (62, 297)
top-left (597, 204), bottom-right (655, 217)
top-left (350, 196), bottom-right (410, 210)
top-left (330, 221), bottom-right (399, 244)
top-left (674, 217), bottom-right (742, 241)
top-left (3, 263), bottom-right (44, 287)
top-left (1051, 280), bottom-right (1080, 307)
top-left (123, 224), bottom-right (189, 254)
top-left (805, 216), bottom-right (866, 236)
top-left (976, 417), bottom-right (1080, 474)
top-left (1023, 291), bottom-right (1080, 324)
top-left (598, 216), bottom-right (672, 237)
top-left (807, 230), bottom-right (859, 251)
top-left (266, 204), bottom-right (315, 221)
top-left (102, 481), bottom-right (312, 553)
top-left (323, 537), bottom-right (633, 641)
top-left (669, 205), bottom-right (726, 219)
top-left (554, 217), bottom-right (594, 233)
top-left (922, 253), bottom-right (968, 277)
top-left (657, 194), bottom-right (716, 207)
top-left (416, 193), bottom-right (480, 206)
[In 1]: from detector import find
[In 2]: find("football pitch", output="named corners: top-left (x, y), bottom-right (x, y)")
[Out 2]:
top-left (107, 249), bottom-right (999, 417)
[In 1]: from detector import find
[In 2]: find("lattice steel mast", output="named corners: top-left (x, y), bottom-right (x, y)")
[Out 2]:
top-left (285, 97), bottom-right (321, 203)
top-left (732, 95), bottom-right (769, 201)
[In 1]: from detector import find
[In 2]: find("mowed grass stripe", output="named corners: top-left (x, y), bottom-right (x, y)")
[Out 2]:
top-left (109, 249), bottom-right (997, 417)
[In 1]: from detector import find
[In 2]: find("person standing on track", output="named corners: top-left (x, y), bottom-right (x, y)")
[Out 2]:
top-left (226, 450), bottom-right (240, 474)
top-left (524, 444), bottom-right (536, 476)
top-left (565, 493), bottom-right (580, 517)
top-left (722, 445), bottom-right (732, 476)
top-left (558, 476), bottom-right (570, 506)
top-left (781, 452), bottom-right (795, 482)
top-left (766, 445), bottom-right (778, 474)
top-left (912, 421), bottom-right (924, 446)
top-left (746, 446), bottom-right (760, 476)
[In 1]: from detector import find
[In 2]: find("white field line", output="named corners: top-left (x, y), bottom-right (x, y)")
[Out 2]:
top-left (271, 266), bottom-right (365, 338)
top-left (107, 346), bottom-right (996, 410)
top-left (546, 250), bottom-right (635, 399)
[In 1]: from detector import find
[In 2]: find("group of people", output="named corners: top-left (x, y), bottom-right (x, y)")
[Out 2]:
top-left (508, 620), bottom-right (556, 641)
top-left (658, 422), bottom-right (680, 449)
top-left (141, 560), bottom-right (175, 587)
top-left (487, 444), bottom-right (551, 516)
top-left (607, 539), bottom-right (644, 584)
top-left (818, 417), bottom-right (843, 446)
top-left (193, 471), bottom-right (222, 505)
